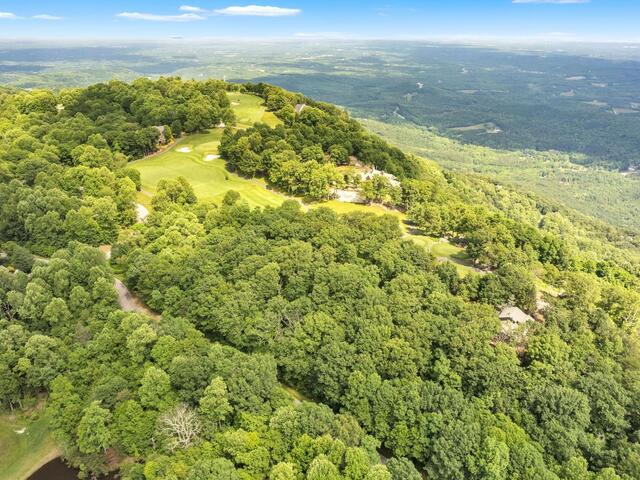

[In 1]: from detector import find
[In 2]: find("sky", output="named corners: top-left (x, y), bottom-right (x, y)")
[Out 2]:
top-left (0, 0), bottom-right (639, 42)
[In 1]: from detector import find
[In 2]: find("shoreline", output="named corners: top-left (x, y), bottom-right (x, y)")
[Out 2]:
top-left (21, 447), bottom-right (62, 480)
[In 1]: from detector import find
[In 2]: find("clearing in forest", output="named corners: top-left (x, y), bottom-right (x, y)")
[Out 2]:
top-left (450, 122), bottom-right (502, 134)
top-left (131, 93), bottom-right (477, 274)
top-left (132, 129), bottom-right (287, 209)
top-left (132, 93), bottom-right (286, 208)
top-left (227, 92), bottom-right (281, 129)
top-left (409, 235), bottom-right (478, 276)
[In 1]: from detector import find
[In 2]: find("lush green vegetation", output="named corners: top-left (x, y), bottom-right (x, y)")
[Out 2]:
top-left (219, 84), bottom-right (640, 276)
top-left (220, 83), bottom-right (421, 201)
top-left (130, 92), bottom-right (474, 277)
top-left (114, 195), bottom-right (640, 479)
top-left (132, 129), bottom-right (287, 210)
top-left (228, 92), bottom-right (282, 129)
top-left (0, 411), bottom-right (59, 479)
top-left (249, 42), bottom-right (640, 170)
top-left (361, 118), bottom-right (640, 232)
top-left (1, 79), bottom-right (640, 480)
top-left (3, 41), bottom-right (639, 233)
top-left (0, 77), bottom-right (234, 256)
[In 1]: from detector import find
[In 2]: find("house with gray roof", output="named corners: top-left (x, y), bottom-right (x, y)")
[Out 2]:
top-left (499, 306), bottom-right (534, 334)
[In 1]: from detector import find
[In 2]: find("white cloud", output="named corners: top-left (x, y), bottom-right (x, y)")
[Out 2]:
top-left (214, 5), bottom-right (301, 17)
top-left (33, 14), bottom-right (64, 20)
top-left (0, 12), bottom-right (18, 19)
top-left (294, 32), bottom-right (355, 40)
top-left (117, 12), bottom-right (206, 22)
top-left (179, 5), bottom-right (206, 13)
top-left (513, 0), bottom-right (590, 3)
top-left (116, 4), bottom-right (301, 22)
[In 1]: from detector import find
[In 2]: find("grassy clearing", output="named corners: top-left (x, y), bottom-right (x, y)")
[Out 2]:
top-left (132, 93), bottom-right (478, 275)
top-left (283, 385), bottom-right (313, 404)
top-left (132, 129), bottom-right (289, 209)
top-left (409, 235), bottom-right (477, 276)
top-left (313, 201), bottom-right (408, 227)
top-left (535, 277), bottom-right (563, 298)
top-left (227, 92), bottom-right (281, 129)
top-left (133, 93), bottom-right (286, 209)
top-left (450, 122), bottom-right (501, 134)
top-left (0, 411), bottom-right (59, 480)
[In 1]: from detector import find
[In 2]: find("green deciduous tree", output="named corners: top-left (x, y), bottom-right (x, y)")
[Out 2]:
top-left (139, 366), bottom-right (173, 410)
top-left (77, 401), bottom-right (112, 454)
top-left (199, 376), bottom-right (233, 436)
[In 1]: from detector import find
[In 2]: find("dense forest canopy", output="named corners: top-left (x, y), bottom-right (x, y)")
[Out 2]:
top-left (222, 83), bottom-right (640, 280)
top-left (1, 79), bottom-right (640, 480)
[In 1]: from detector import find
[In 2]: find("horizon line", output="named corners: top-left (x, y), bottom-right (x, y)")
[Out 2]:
top-left (0, 35), bottom-right (639, 44)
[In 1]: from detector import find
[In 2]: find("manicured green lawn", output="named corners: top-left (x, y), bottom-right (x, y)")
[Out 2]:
top-left (313, 200), bottom-right (408, 227)
top-left (132, 131), bottom-right (479, 276)
top-left (0, 412), bottom-right (59, 480)
top-left (227, 92), bottom-right (281, 129)
top-left (133, 92), bottom-right (286, 208)
top-left (132, 129), bottom-right (289, 209)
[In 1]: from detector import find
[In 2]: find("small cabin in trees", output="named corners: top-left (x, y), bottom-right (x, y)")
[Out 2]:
top-left (499, 306), bottom-right (533, 334)
top-left (294, 103), bottom-right (307, 115)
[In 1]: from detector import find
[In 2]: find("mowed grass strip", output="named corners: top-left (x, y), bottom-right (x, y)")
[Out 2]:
top-left (314, 202), bottom-right (478, 275)
top-left (132, 129), bottom-right (288, 209)
top-left (227, 92), bottom-right (281, 129)
top-left (133, 93), bottom-right (286, 208)
top-left (313, 200), bottom-right (408, 227)
top-left (0, 413), bottom-right (59, 480)
top-left (410, 235), bottom-right (477, 276)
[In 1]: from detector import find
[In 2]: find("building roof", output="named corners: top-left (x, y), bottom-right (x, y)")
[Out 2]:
top-left (499, 306), bottom-right (533, 324)
top-left (294, 103), bottom-right (306, 115)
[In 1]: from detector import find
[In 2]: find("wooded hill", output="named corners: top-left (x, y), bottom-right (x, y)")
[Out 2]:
top-left (1, 79), bottom-right (639, 480)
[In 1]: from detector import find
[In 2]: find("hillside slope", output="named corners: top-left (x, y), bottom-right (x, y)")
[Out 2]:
top-left (1, 80), bottom-right (639, 480)
top-left (361, 118), bottom-right (640, 232)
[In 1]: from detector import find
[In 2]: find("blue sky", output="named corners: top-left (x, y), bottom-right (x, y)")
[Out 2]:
top-left (0, 1), bottom-right (638, 42)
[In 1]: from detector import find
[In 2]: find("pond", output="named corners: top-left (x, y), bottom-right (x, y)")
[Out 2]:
top-left (28, 457), bottom-right (118, 480)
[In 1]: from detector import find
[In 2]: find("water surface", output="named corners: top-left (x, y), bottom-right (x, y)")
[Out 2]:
top-left (28, 457), bottom-right (118, 480)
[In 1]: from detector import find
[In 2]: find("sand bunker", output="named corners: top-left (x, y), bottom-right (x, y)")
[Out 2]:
top-left (177, 147), bottom-right (192, 153)
top-left (204, 154), bottom-right (221, 161)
